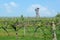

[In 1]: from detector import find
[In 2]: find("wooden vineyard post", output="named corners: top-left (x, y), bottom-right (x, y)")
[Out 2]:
top-left (24, 25), bottom-right (25, 36)
top-left (52, 21), bottom-right (57, 40)
top-left (23, 21), bottom-right (26, 36)
top-left (23, 22), bottom-right (27, 37)
top-left (16, 30), bottom-right (18, 40)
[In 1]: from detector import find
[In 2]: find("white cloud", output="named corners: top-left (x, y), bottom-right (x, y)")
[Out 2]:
top-left (27, 4), bottom-right (55, 17)
top-left (4, 3), bottom-right (11, 13)
top-left (9, 2), bottom-right (17, 7)
top-left (4, 2), bottom-right (18, 13)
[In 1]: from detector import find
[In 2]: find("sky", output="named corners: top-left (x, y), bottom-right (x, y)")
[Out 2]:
top-left (0, 0), bottom-right (60, 17)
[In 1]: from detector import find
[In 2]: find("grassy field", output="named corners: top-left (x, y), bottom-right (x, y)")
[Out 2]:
top-left (0, 26), bottom-right (60, 40)
top-left (0, 36), bottom-right (46, 40)
top-left (0, 27), bottom-right (60, 40)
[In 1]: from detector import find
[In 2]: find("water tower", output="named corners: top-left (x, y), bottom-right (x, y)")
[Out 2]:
top-left (35, 8), bottom-right (40, 17)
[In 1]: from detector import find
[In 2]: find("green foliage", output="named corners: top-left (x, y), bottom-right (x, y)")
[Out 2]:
top-left (55, 13), bottom-right (60, 17)
top-left (0, 17), bottom-right (60, 40)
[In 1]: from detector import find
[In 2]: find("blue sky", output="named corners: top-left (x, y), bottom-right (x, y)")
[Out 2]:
top-left (0, 0), bottom-right (60, 17)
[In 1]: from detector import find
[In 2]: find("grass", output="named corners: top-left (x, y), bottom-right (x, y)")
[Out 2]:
top-left (0, 27), bottom-right (60, 40)
top-left (0, 36), bottom-right (44, 40)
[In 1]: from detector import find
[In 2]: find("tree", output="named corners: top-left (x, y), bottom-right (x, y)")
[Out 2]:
top-left (55, 13), bottom-right (60, 17)
top-left (2, 27), bottom-right (9, 36)
top-left (10, 19), bottom-right (19, 40)
top-left (2, 21), bottom-right (9, 36)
